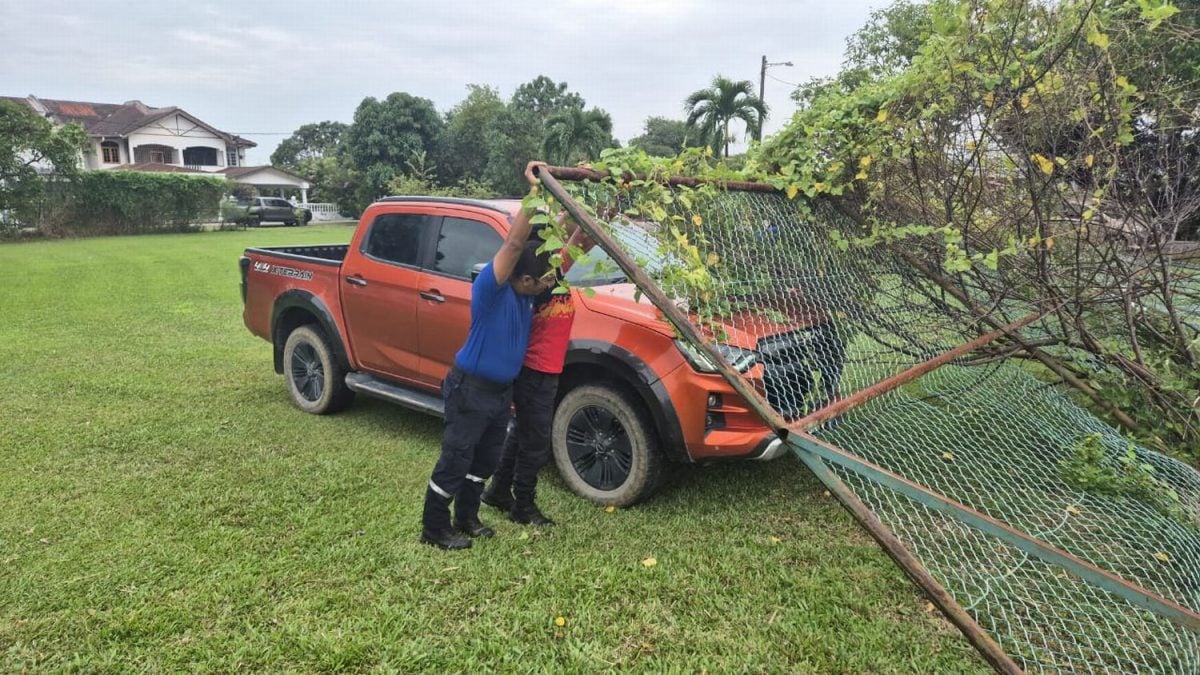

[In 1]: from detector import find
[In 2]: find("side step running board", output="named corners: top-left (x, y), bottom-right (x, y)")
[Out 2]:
top-left (345, 372), bottom-right (445, 418)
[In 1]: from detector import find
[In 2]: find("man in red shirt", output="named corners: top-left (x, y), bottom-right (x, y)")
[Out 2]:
top-left (481, 218), bottom-right (594, 526)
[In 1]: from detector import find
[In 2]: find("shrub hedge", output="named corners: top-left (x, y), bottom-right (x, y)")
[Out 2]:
top-left (15, 171), bottom-right (227, 237)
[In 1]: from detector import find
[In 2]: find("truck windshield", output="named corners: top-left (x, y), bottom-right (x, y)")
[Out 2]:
top-left (565, 220), bottom-right (671, 287)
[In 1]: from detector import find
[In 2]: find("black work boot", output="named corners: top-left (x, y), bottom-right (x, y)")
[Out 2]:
top-left (480, 481), bottom-right (515, 512)
top-left (510, 499), bottom-right (555, 527)
top-left (454, 480), bottom-right (494, 538)
top-left (422, 527), bottom-right (472, 550)
top-left (421, 485), bottom-right (471, 550)
top-left (454, 517), bottom-right (495, 538)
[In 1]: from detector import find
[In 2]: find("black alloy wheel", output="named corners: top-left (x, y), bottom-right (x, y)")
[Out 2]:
top-left (281, 324), bottom-right (354, 414)
top-left (551, 383), bottom-right (664, 505)
top-left (566, 405), bottom-right (634, 491)
top-left (289, 341), bottom-right (325, 403)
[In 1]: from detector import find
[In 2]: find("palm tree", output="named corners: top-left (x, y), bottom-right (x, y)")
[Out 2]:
top-left (542, 107), bottom-right (613, 165)
top-left (684, 76), bottom-right (768, 157)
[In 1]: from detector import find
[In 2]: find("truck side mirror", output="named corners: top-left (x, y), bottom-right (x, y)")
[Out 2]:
top-left (470, 263), bottom-right (486, 281)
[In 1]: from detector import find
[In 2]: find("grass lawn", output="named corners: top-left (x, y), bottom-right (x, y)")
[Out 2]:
top-left (0, 224), bottom-right (987, 672)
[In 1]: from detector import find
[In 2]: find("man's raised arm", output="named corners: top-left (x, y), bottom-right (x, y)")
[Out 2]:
top-left (492, 161), bottom-right (547, 285)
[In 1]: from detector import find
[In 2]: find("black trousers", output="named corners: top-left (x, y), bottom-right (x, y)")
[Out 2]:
top-left (423, 366), bottom-right (512, 531)
top-left (491, 366), bottom-right (559, 503)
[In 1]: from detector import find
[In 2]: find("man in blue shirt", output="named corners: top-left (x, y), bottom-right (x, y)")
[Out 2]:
top-left (422, 162), bottom-right (554, 550)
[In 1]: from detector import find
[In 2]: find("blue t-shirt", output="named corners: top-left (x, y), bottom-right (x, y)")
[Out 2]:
top-left (453, 261), bottom-right (534, 384)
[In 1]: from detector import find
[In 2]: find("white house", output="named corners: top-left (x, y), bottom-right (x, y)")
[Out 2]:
top-left (2, 95), bottom-right (255, 171)
top-left (2, 95), bottom-right (313, 203)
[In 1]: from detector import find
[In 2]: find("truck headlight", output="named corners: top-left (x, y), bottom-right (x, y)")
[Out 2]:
top-left (675, 340), bottom-right (757, 374)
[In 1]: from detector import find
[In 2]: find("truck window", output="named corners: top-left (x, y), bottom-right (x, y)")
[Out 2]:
top-left (362, 213), bottom-right (439, 267)
top-left (431, 217), bottom-right (502, 280)
top-left (566, 219), bottom-right (669, 286)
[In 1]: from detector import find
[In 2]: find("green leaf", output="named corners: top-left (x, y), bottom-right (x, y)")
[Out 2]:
top-left (1137, 0), bottom-right (1180, 29)
top-left (522, 195), bottom-right (548, 211)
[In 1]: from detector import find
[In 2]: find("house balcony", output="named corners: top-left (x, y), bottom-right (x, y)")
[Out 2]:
top-left (131, 145), bottom-right (223, 171)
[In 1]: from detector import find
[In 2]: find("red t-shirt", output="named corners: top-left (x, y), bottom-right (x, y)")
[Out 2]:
top-left (523, 291), bottom-right (574, 374)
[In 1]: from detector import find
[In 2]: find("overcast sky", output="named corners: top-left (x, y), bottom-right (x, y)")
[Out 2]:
top-left (1, 0), bottom-right (883, 164)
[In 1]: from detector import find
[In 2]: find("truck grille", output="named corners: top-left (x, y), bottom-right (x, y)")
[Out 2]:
top-left (757, 323), bottom-right (845, 419)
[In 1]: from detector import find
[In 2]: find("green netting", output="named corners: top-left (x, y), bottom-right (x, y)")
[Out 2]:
top-left (554, 179), bottom-right (1200, 673)
top-left (826, 363), bottom-right (1200, 672)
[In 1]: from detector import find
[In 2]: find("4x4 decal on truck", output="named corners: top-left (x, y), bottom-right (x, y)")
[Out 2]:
top-left (253, 260), bottom-right (314, 281)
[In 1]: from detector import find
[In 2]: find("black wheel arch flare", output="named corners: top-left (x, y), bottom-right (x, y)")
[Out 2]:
top-left (270, 290), bottom-right (351, 374)
top-left (563, 339), bottom-right (689, 464)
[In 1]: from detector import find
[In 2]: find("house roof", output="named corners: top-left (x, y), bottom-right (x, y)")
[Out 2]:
top-left (115, 162), bottom-right (215, 174)
top-left (220, 166), bottom-right (270, 178)
top-left (0, 95), bottom-right (257, 147)
top-left (220, 165), bottom-right (306, 181)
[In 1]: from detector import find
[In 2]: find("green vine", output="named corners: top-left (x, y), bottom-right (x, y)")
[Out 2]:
top-left (1060, 433), bottom-right (1196, 529)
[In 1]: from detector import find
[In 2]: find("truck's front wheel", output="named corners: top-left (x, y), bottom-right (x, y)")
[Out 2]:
top-left (283, 325), bottom-right (354, 414)
top-left (552, 384), bottom-right (664, 506)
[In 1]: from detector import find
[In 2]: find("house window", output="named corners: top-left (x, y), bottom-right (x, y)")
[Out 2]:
top-left (150, 150), bottom-right (167, 163)
top-left (182, 147), bottom-right (217, 167)
top-left (101, 141), bottom-right (120, 164)
top-left (226, 149), bottom-right (238, 167)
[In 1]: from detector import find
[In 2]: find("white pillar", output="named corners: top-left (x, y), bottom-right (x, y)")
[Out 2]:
top-left (301, 187), bottom-right (308, 204)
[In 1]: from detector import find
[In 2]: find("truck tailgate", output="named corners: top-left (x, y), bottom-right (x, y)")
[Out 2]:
top-left (241, 245), bottom-right (348, 343)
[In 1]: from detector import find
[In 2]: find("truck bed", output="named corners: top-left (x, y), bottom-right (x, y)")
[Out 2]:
top-left (244, 244), bottom-right (349, 265)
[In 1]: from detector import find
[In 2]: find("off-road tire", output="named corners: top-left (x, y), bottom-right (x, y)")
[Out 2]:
top-left (552, 384), bottom-right (664, 506)
top-left (282, 325), bottom-right (354, 414)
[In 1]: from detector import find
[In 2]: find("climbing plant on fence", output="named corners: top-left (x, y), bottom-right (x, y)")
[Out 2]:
top-left (752, 0), bottom-right (1200, 453)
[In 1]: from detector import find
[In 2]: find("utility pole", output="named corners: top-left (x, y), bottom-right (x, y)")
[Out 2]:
top-left (757, 55), bottom-right (794, 142)
top-left (759, 55), bottom-right (768, 110)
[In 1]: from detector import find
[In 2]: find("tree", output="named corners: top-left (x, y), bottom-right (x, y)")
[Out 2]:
top-left (684, 76), bottom-right (767, 157)
top-left (483, 106), bottom-right (541, 196)
top-left (792, 0), bottom-right (935, 109)
top-left (483, 76), bottom-right (594, 195)
top-left (542, 107), bottom-right (613, 165)
top-left (511, 75), bottom-right (585, 123)
top-left (760, 0), bottom-right (1200, 452)
top-left (295, 155), bottom-right (356, 206)
top-left (437, 85), bottom-right (506, 185)
top-left (0, 100), bottom-right (87, 223)
top-left (343, 92), bottom-right (444, 210)
top-left (270, 121), bottom-right (347, 170)
top-left (842, 0), bottom-right (934, 81)
top-left (629, 117), bottom-right (700, 157)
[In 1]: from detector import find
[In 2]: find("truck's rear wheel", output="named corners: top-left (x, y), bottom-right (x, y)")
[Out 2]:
top-left (552, 384), bottom-right (664, 506)
top-left (283, 325), bottom-right (354, 414)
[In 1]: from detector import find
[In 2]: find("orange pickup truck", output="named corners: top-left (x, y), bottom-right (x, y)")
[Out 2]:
top-left (240, 196), bottom-right (840, 504)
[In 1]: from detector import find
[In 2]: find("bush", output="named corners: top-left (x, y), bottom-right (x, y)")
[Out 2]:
top-left (18, 171), bottom-right (227, 237)
top-left (219, 197), bottom-right (251, 226)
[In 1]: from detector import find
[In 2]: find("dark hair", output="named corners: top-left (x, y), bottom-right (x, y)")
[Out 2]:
top-left (513, 240), bottom-right (552, 280)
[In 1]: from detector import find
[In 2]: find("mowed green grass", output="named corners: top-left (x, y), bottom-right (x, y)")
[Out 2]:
top-left (0, 225), bottom-right (986, 672)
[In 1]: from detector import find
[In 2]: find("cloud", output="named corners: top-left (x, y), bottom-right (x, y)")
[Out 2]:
top-left (172, 29), bottom-right (237, 50)
top-left (0, 0), bottom-right (884, 163)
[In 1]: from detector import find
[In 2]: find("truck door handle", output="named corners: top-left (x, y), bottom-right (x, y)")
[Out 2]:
top-left (345, 275), bottom-right (368, 287)
top-left (420, 290), bottom-right (445, 303)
